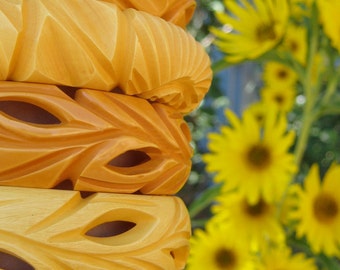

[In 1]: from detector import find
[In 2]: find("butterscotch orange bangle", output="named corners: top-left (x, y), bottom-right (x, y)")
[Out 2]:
top-left (0, 81), bottom-right (192, 194)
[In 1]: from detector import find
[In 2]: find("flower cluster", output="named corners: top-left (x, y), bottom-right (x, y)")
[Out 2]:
top-left (188, 0), bottom-right (340, 269)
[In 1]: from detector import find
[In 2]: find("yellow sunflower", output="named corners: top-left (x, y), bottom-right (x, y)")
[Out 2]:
top-left (210, 0), bottom-right (289, 62)
top-left (256, 244), bottom-right (317, 270)
top-left (262, 61), bottom-right (298, 87)
top-left (290, 163), bottom-right (340, 256)
top-left (244, 102), bottom-right (268, 126)
top-left (203, 109), bottom-right (297, 204)
top-left (260, 85), bottom-right (297, 112)
top-left (280, 23), bottom-right (307, 65)
top-left (244, 102), bottom-right (279, 127)
top-left (317, 0), bottom-right (340, 53)
top-left (211, 191), bottom-right (285, 251)
top-left (187, 222), bottom-right (254, 270)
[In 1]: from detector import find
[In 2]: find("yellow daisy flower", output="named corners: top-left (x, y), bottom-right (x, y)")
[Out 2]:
top-left (257, 244), bottom-right (318, 270)
top-left (262, 61), bottom-right (298, 87)
top-left (260, 85), bottom-right (297, 112)
top-left (290, 163), bottom-right (340, 256)
top-left (317, 0), bottom-right (340, 53)
top-left (210, 0), bottom-right (289, 62)
top-left (203, 109), bottom-right (297, 204)
top-left (280, 23), bottom-right (307, 65)
top-left (187, 222), bottom-right (254, 270)
top-left (211, 191), bottom-right (285, 250)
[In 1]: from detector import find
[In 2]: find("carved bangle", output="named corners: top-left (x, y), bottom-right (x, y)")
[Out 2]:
top-left (0, 0), bottom-right (212, 114)
top-left (0, 81), bottom-right (192, 194)
top-left (0, 186), bottom-right (191, 269)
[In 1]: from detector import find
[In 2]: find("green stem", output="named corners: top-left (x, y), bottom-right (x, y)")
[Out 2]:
top-left (320, 74), bottom-right (338, 108)
top-left (293, 4), bottom-right (319, 167)
top-left (293, 110), bottom-right (315, 166)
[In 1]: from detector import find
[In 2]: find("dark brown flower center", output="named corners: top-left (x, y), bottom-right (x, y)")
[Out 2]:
top-left (274, 94), bottom-right (284, 105)
top-left (288, 40), bottom-right (299, 53)
top-left (277, 69), bottom-right (288, 79)
top-left (313, 193), bottom-right (338, 223)
top-left (256, 23), bottom-right (277, 42)
top-left (215, 248), bottom-right (237, 269)
top-left (255, 113), bottom-right (264, 124)
top-left (246, 144), bottom-right (271, 169)
top-left (243, 198), bottom-right (268, 217)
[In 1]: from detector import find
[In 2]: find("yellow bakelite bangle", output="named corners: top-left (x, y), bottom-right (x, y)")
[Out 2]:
top-left (0, 0), bottom-right (211, 114)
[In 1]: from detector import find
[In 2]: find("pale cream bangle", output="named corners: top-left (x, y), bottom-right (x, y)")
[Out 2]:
top-left (0, 0), bottom-right (212, 114)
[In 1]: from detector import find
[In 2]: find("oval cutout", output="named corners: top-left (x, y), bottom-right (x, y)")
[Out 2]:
top-left (0, 100), bottom-right (61, 124)
top-left (85, 221), bottom-right (136, 237)
top-left (108, 150), bottom-right (151, 168)
top-left (0, 251), bottom-right (34, 270)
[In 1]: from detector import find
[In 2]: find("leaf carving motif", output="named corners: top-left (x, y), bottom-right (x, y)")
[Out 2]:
top-left (0, 81), bottom-right (192, 194)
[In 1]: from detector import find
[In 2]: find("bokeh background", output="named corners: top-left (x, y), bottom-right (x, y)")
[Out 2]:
top-left (179, 0), bottom-right (340, 229)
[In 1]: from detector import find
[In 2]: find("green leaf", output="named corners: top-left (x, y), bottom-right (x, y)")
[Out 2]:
top-left (188, 183), bottom-right (221, 219)
top-left (211, 58), bottom-right (233, 73)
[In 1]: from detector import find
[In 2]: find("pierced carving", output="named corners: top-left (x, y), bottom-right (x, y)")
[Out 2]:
top-left (0, 0), bottom-right (211, 113)
top-left (0, 250), bottom-right (34, 270)
top-left (0, 81), bottom-right (192, 194)
top-left (85, 221), bottom-right (136, 237)
top-left (0, 100), bottom-right (61, 124)
top-left (0, 186), bottom-right (191, 269)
